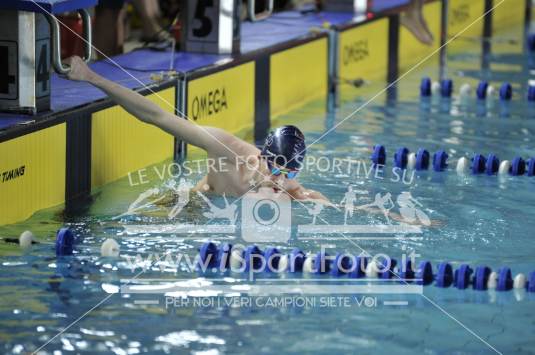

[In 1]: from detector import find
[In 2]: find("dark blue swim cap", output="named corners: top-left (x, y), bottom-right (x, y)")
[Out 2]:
top-left (261, 125), bottom-right (306, 170)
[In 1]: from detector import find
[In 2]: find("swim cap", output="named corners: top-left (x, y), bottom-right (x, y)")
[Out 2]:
top-left (261, 125), bottom-right (306, 170)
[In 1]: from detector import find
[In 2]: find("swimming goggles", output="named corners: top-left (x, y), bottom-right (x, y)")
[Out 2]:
top-left (268, 161), bottom-right (299, 179)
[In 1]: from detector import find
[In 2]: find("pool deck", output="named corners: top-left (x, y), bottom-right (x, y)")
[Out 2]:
top-left (0, 1), bottom-right (411, 133)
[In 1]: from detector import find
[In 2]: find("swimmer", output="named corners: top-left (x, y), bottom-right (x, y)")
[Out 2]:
top-left (65, 56), bottom-right (332, 204)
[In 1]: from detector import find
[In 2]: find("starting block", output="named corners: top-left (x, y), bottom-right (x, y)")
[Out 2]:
top-left (0, 0), bottom-right (96, 114)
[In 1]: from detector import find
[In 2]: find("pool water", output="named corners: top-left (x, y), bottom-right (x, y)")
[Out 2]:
top-left (2, 23), bottom-right (535, 355)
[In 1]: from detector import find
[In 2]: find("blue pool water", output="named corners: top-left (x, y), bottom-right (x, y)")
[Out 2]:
top-left (2, 25), bottom-right (535, 355)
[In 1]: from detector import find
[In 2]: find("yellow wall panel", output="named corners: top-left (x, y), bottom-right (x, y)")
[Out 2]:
top-left (0, 124), bottom-right (66, 225)
top-left (491, 0), bottom-right (525, 54)
top-left (448, 0), bottom-right (485, 38)
top-left (186, 62), bottom-right (255, 158)
top-left (399, 1), bottom-right (442, 73)
top-left (338, 19), bottom-right (389, 88)
top-left (447, 0), bottom-right (485, 56)
top-left (270, 38), bottom-right (328, 118)
top-left (91, 87), bottom-right (175, 188)
top-left (492, 0), bottom-right (525, 33)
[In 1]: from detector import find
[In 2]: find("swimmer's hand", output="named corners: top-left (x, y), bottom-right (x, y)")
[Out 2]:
top-left (64, 56), bottom-right (94, 82)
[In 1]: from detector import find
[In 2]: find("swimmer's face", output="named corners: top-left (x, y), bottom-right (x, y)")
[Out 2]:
top-left (264, 159), bottom-right (299, 189)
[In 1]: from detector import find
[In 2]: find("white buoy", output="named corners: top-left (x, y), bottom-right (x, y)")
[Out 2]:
top-left (303, 256), bottom-right (315, 273)
top-left (456, 157), bottom-right (470, 174)
top-left (487, 271), bottom-right (498, 289)
top-left (486, 85), bottom-right (495, 98)
top-left (459, 83), bottom-right (472, 98)
top-left (498, 160), bottom-right (511, 175)
top-left (513, 273), bottom-right (527, 289)
top-left (431, 81), bottom-right (441, 96)
top-left (100, 238), bottom-right (120, 257)
top-left (407, 153), bottom-right (416, 170)
top-left (365, 260), bottom-right (378, 278)
top-left (276, 255), bottom-right (289, 272)
top-left (229, 249), bottom-right (243, 271)
top-left (19, 231), bottom-right (34, 249)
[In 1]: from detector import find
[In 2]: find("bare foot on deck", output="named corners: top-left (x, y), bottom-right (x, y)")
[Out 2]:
top-left (400, 0), bottom-right (434, 46)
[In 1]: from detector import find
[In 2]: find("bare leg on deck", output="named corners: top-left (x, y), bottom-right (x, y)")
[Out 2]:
top-left (400, 0), bottom-right (434, 45)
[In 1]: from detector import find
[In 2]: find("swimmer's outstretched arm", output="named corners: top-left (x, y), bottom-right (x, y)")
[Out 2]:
top-left (64, 56), bottom-right (255, 160)
top-left (289, 186), bottom-right (336, 208)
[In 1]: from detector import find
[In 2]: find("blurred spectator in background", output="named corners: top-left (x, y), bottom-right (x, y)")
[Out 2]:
top-left (94, 0), bottom-right (127, 58)
top-left (132, 0), bottom-right (172, 43)
top-left (90, 0), bottom-right (430, 59)
top-left (93, 0), bottom-right (171, 58)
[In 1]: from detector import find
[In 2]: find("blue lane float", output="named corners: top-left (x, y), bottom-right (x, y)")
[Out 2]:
top-left (528, 33), bottom-right (535, 51)
top-left (371, 145), bottom-right (535, 178)
top-left (420, 77), bottom-right (432, 97)
top-left (244, 245), bottom-right (263, 272)
top-left (217, 243), bottom-right (232, 270)
top-left (497, 267), bottom-right (513, 291)
top-left (528, 85), bottom-right (535, 101)
top-left (48, 227), bottom-right (535, 296)
top-left (313, 250), bottom-right (331, 274)
top-left (197, 242), bottom-right (535, 293)
top-left (510, 157), bottom-right (526, 176)
top-left (379, 258), bottom-right (397, 279)
top-left (399, 259), bottom-right (415, 280)
top-left (371, 145), bottom-right (386, 166)
top-left (471, 154), bottom-right (486, 174)
top-left (436, 262), bottom-right (454, 288)
top-left (485, 154), bottom-right (499, 175)
top-left (476, 81), bottom-right (489, 100)
top-left (454, 264), bottom-right (473, 289)
top-left (394, 147), bottom-right (409, 169)
top-left (55, 228), bottom-right (74, 256)
top-left (529, 272), bottom-right (535, 292)
top-left (349, 256), bottom-right (368, 278)
top-left (331, 253), bottom-right (352, 276)
top-left (199, 241), bottom-right (218, 268)
top-left (474, 266), bottom-right (492, 291)
top-left (415, 148), bottom-right (430, 170)
top-left (527, 158), bottom-right (535, 176)
top-left (441, 79), bottom-right (453, 98)
top-left (289, 248), bottom-right (305, 273)
top-left (52, 232), bottom-right (535, 295)
top-left (432, 150), bottom-right (448, 172)
top-left (416, 261), bottom-right (434, 285)
top-left (419, 78), bottom-right (535, 101)
top-left (263, 247), bottom-right (281, 273)
top-left (499, 82), bottom-right (513, 101)
top-left (52, 228), bottom-right (120, 258)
